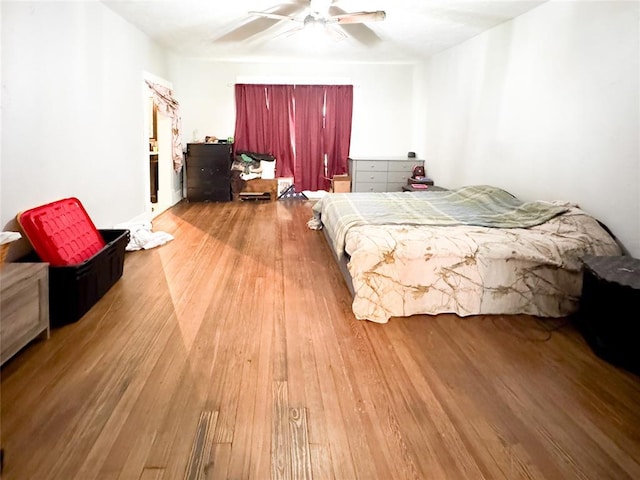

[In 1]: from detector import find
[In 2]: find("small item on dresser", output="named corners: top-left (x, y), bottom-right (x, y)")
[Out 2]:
top-left (409, 176), bottom-right (434, 184)
top-left (1, 231), bottom-right (22, 263)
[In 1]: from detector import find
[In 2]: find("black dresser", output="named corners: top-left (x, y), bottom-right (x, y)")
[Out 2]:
top-left (185, 143), bottom-right (232, 202)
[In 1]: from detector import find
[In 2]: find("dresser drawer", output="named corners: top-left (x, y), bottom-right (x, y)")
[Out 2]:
top-left (187, 174), bottom-right (228, 190)
top-left (187, 143), bottom-right (232, 159)
top-left (187, 186), bottom-right (230, 202)
top-left (356, 171), bottom-right (387, 183)
top-left (356, 182), bottom-right (387, 192)
top-left (387, 160), bottom-right (418, 172)
top-left (387, 170), bottom-right (413, 184)
top-left (187, 167), bottom-right (229, 181)
top-left (186, 171), bottom-right (214, 189)
top-left (354, 160), bottom-right (388, 172)
top-left (187, 160), bottom-right (230, 175)
top-left (186, 158), bottom-right (216, 170)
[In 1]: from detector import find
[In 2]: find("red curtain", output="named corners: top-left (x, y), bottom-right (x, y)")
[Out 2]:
top-left (293, 85), bottom-right (326, 191)
top-left (266, 85), bottom-right (295, 178)
top-left (233, 84), bottom-right (269, 153)
top-left (323, 85), bottom-right (353, 190)
top-left (234, 83), bottom-right (352, 191)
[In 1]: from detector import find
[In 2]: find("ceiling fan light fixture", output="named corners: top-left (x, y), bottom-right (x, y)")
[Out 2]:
top-left (303, 14), bottom-right (318, 27)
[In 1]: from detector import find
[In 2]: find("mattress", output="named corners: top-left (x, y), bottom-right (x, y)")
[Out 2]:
top-left (309, 186), bottom-right (622, 323)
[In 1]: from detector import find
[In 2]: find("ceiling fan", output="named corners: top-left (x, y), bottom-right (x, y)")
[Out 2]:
top-left (246, 0), bottom-right (386, 42)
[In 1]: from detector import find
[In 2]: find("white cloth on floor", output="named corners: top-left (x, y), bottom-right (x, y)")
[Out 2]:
top-left (125, 223), bottom-right (174, 251)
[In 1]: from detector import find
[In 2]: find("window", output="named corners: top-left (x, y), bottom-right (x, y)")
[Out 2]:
top-left (234, 84), bottom-right (353, 191)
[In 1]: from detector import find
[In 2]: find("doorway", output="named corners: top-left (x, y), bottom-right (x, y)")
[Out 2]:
top-left (151, 106), bottom-right (174, 217)
top-left (145, 80), bottom-right (182, 219)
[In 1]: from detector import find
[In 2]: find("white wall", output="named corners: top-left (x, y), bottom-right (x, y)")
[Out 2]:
top-left (421, 0), bottom-right (639, 256)
top-left (1, 0), bottom-right (169, 258)
top-left (168, 58), bottom-right (422, 158)
top-left (4, 1), bottom-right (636, 258)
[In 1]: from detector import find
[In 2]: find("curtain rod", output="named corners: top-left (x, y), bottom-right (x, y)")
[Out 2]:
top-left (226, 82), bottom-right (359, 87)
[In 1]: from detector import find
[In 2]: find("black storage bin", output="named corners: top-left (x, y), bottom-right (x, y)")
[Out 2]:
top-left (577, 255), bottom-right (640, 374)
top-left (19, 229), bottom-right (129, 327)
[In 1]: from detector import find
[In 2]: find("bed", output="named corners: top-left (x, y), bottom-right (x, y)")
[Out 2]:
top-left (307, 185), bottom-right (622, 323)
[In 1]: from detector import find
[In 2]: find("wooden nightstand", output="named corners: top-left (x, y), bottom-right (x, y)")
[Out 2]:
top-left (1, 263), bottom-right (50, 365)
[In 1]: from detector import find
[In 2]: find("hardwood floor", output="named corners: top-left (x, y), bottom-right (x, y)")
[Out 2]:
top-left (1, 199), bottom-right (639, 480)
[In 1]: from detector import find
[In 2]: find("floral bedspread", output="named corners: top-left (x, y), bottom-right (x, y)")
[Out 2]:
top-left (309, 186), bottom-right (621, 323)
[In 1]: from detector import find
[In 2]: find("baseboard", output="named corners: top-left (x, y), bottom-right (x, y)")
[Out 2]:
top-left (171, 188), bottom-right (183, 205)
top-left (114, 212), bottom-right (152, 230)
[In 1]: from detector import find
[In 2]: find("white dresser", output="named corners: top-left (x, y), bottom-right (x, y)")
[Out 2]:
top-left (348, 157), bottom-right (424, 192)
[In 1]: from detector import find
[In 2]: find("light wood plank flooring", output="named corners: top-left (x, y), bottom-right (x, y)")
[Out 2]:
top-left (1, 199), bottom-right (639, 479)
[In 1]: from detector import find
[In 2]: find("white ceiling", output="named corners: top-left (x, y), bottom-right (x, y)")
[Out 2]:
top-left (102, 0), bottom-right (548, 63)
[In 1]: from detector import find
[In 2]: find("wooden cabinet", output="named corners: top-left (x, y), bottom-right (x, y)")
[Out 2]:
top-left (349, 157), bottom-right (424, 192)
top-left (1, 263), bottom-right (49, 365)
top-left (185, 143), bottom-right (232, 202)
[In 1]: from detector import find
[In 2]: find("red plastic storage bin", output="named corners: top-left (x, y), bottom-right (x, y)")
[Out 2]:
top-left (17, 197), bottom-right (105, 266)
top-left (18, 229), bottom-right (130, 326)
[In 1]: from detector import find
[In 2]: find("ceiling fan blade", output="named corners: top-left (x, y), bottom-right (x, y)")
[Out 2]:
top-left (248, 11), bottom-right (299, 22)
top-left (332, 11), bottom-right (386, 25)
top-left (327, 6), bottom-right (384, 46)
top-left (214, 3), bottom-right (305, 43)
